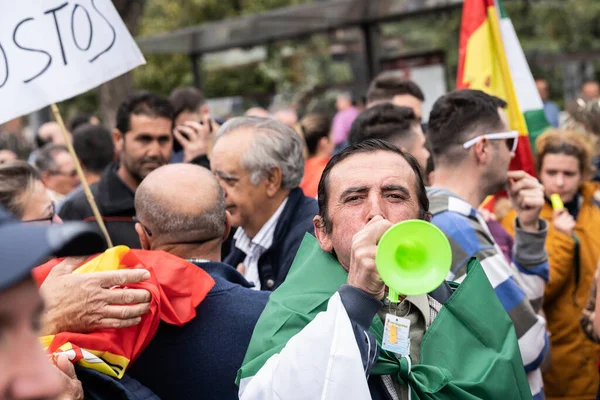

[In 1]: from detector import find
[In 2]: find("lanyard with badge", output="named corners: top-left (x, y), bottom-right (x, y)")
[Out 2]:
top-left (382, 295), bottom-right (411, 357)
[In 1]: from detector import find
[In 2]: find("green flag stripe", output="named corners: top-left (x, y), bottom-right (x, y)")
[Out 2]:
top-left (496, 0), bottom-right (509, 19)
top-left (524, 109), bottom-right (551, 154)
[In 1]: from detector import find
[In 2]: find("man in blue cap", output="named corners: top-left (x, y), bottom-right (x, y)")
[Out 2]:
top-left (0, 206), bottom-right (105, 399)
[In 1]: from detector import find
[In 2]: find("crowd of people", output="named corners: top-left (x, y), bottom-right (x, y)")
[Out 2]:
top-left (1, 71), bottom-right (600, 400)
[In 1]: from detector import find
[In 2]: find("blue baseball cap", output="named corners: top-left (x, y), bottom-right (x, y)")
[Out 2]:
top-left (0, 206), bottom-right (106, 292)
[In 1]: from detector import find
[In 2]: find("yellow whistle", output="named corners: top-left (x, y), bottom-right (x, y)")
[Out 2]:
top-left (551, 194), bottom-right (564, 210)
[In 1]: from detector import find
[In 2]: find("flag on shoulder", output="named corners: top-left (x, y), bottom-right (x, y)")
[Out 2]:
top-left (34, 246), bottom-right (214, 378)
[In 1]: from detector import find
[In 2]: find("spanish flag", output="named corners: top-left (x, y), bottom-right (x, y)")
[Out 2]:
top-left (34, 246), bottom-right (215, 378)
top-left (457, 0), bottom-right (549, 177)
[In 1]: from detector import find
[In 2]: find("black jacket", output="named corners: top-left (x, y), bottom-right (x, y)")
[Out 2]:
top-left (59, 163), bottom-right (140, 249)
top-left (225, 188), bottom-right (318, 290)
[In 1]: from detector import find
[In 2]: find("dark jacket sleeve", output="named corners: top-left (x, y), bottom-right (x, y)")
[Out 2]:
top-left (338, 285), bottom-right (381, 376)
top-left (59, 192), bottom-right (89, 221)
top-left (273, 197), bottom-right (318, 289)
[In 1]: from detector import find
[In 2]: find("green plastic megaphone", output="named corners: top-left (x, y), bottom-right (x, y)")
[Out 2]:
top-left (376, 220), bottom-right (452, 303)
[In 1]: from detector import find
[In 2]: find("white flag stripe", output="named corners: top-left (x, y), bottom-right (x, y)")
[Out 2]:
top-left (498, 18), bottom-right (544, 113)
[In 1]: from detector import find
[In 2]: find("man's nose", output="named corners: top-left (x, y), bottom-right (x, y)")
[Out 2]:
top-left (556, 174), bottom-right (565, 187)
top-left (146, 140), bottom-right (162, 156)
top-left (366, 195), bottom-right (385, 221)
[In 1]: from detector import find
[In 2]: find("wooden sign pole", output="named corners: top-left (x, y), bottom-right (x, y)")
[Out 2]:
top-left (50, 104), bottom-right (114, 248)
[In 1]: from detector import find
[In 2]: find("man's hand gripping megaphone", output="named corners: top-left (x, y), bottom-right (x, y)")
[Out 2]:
top-left (347, 215), bottom-right (394, 301)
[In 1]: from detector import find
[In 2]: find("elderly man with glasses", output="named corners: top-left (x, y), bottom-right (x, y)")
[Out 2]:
top-left (34, 144), bottom-right (80, 202)
top-left (210, 117), bottom-right (318, 291)
top-left (425, 89), bottom-right (550, 399)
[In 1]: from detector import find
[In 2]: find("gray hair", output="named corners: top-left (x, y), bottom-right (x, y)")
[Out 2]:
top-left (217, 117), bottom-right (305, 189)
top-left (34, 144), bottom-right (68, 173)
top-left (135, 181), bottom-right (227, 244)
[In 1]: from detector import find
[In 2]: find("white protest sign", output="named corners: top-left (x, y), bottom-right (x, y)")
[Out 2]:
top-left (0, 0), bottom-right (146, 125)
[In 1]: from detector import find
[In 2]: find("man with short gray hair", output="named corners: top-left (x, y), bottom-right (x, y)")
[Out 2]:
top-left (211, 117), bottom-right (318, 290)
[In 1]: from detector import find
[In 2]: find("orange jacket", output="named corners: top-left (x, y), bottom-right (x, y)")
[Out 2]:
top-left (501, 181), bottom-right (600, 400)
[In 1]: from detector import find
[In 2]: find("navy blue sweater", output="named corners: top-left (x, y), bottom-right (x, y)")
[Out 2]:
top-left (75, 367), bottom-right (159, 400)
top-left (225, 187), bottom-right (318, 290)
top-left (127, 261), bottom-right (269, 400)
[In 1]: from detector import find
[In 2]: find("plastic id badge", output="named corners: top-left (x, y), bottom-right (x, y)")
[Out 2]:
top-left (382, 314), bottom-right (411, 356)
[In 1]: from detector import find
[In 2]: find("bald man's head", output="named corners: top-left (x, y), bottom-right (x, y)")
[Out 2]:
top-left (135, 164), bottom-right (227, 246)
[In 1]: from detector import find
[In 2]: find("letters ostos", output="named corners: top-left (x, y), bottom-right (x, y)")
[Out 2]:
top-left (0, 0), bottom-right (118, 88)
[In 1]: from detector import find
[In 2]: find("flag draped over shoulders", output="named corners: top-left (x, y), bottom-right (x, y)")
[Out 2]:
top-left (34, 246), bottom-right (215, 378)
top-left (237, 234), bottom-right (532, 399)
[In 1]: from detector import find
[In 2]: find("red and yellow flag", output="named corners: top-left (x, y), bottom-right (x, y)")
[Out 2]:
top-left (34, 246), bottom-right (215, 378)
top-left (457, 0), bottom-right (536, 178)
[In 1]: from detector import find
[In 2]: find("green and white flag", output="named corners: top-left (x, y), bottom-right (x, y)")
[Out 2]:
top-left (496, 0), bottom-right (550, 153)
top-left (237, 234), bottom-right (532, 399)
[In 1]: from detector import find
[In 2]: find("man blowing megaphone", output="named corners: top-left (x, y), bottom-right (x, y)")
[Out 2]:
top-left (236, 139), bottom-right (533, 400)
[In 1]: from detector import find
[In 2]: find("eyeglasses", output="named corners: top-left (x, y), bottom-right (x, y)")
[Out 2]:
top-left (463, 130), bottom-right (519, 153)
top-left (133, 216), bottom-right (222, 245)
top-left (22, 202), bottom-right (56, 224)
top-left (133, 216), bottom-right (152, 236)
top-left (49, 169), bottom-right (78, 178)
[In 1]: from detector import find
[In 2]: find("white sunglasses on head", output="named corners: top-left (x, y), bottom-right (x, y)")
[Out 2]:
top-left (463, 130), bottom-right (519, 153)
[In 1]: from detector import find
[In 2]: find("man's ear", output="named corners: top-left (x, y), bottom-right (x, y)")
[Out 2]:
top-left (473, 137), bottom-right (492, 165)
top-left (135, 222), bottom-right (151, 250)
top-left (313, 215), bottom-right (333, 253)
top-left (40, 171), bottom-right (51, 186)
top-left (112, 129), bottom-right (124, 154)
top-left (428, 170), bottom-right (435, 186)
top-left (222, 211), bottom-right (232, 243)
top-left (424, 211), bottom-right (432, 222)
top-left (265, 166), bottom-right (284, 197)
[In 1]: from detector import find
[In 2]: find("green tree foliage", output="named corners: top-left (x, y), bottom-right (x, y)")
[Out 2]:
top-left (134, 0), bottom-right (313, 98)
top-left (63, 0), bottom-right (600, 116)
